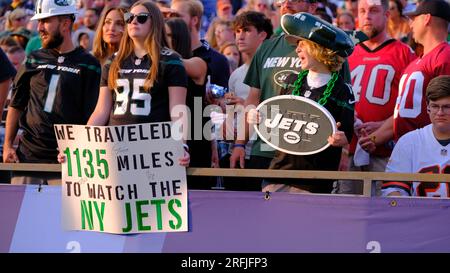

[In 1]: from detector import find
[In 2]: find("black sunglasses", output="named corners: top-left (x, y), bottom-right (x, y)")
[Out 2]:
top-left (124, 12), bottom-right (150, 24)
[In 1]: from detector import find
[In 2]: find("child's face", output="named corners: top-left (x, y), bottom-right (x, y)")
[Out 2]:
top-left (295, 40), bottom-right (320, 71)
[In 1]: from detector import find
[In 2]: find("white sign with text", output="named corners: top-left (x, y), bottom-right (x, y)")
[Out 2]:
top-left (55, 122), bottom-right (187, 234)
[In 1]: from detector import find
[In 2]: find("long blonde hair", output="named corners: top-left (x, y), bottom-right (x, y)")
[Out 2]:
top-left (205, 18), bottom-right (232, 50)
top-left (92, 7), bottom-right (126, 65)
top-left (5, 8), bottom-right (26, 31)
top-left (108, 0), bottom-right (169, 91)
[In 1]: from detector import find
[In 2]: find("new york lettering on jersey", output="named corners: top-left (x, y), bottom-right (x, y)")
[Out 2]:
top-left (393, 42), bottom-right (450, 140)
top-left (243, 36), bottom-right (299, 158)
top-left (245, 35), bottom-right (300, 103)
top-left (10, 47), bottom-right (101, 162)
top-left (101, 49), bottom-right (187, 126)
top-left (348, 39), bottom-right (416, 156)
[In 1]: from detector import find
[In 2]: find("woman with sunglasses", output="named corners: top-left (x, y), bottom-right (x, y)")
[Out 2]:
top-left (92, 7), bottom-right (126, 65)
top-left (87, 1), bottom-right (190, 166)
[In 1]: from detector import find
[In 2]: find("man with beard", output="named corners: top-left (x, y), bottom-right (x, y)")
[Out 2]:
top-left (334, 0), bottom-right (416, 195)
top-left (359, 0), bottom-right (450, 162)
top-left (3, 0), bottom-right (100, 185)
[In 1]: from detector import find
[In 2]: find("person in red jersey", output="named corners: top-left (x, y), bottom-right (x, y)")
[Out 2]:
top-left (359, 0), bottom-right (450, 154)
top-left (335, 0), bottom-right (416, 195)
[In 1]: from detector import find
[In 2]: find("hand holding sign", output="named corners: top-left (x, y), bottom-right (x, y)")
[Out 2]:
top-left (55, 123), bottom-right (188, 234)
top-left (57, 150), bottom-right (65, 163)
top-left (328, 122), bottom-right (349, 147)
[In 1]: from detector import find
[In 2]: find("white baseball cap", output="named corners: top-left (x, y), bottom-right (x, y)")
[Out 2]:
top-left (31, 0), bottom-right (78, 21)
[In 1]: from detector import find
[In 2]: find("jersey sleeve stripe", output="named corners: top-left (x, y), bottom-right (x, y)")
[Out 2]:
top-left (78, 63), bottom-right (101, 74)
top-left (382, 181), bottom-right (412, 192)
top-left (163, 60), bottom-right (184, 67)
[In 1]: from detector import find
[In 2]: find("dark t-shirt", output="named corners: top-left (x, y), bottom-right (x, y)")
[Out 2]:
top-left (100, 48), bottom-right (187, 125)
top-left (0, 48), bottom-right (16, 82)
top-left (10, 47), bottom-right (100, 162)
top-left (267, 73), bottom-right (355, 193)
top-left (193, 40), bottom-right (230, 88)
top-left (189, 40), bottom-right (229, 168)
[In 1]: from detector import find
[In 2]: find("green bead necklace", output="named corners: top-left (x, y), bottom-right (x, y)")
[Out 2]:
top-left (291, 70), bottom-right (338, 106)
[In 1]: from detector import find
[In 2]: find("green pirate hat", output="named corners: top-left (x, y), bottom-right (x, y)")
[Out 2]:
top-left (281, 12), bottom-right (355, 57)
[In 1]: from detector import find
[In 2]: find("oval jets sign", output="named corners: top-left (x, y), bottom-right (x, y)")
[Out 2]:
top-left (254, 95), bottom-right (336, 155)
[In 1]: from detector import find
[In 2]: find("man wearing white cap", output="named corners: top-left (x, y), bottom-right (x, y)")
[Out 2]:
top-left (3, 0), bottom-right (101, 185)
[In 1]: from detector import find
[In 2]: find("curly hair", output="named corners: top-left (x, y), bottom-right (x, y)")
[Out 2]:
top-left (301, 39), bottom-right (344, 72)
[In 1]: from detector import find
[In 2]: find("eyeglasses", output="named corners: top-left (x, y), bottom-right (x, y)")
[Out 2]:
top-left (275, 0), bottom-right (310, 5)
top-left (428, 103), bottom-right (450, 115)
top-left (124, 12), bottom-right (150, 24)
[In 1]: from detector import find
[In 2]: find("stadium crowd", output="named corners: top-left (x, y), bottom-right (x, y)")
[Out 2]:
top-left (0, 0), bottom-right (449, 197)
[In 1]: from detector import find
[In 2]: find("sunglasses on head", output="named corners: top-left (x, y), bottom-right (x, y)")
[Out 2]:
top-left (124, 12), bottom-right (150, 24)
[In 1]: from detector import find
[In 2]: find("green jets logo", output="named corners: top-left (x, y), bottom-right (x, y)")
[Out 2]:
top-left (54, 0), bottom-right (70, 6)
top-left (273, 70), bottom-right (298, 87)
top-left (255, 95), bottom-right (337, 155)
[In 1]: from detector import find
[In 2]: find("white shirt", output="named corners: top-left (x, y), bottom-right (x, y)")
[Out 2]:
top-left (306, 71), bottom-right (332, 89)
top-left (384, 124), bottom-right (450, 197)
top-left (227, 63), bottom-right (253, 158)
top-left (228, 64), bottom-right (250, 99)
